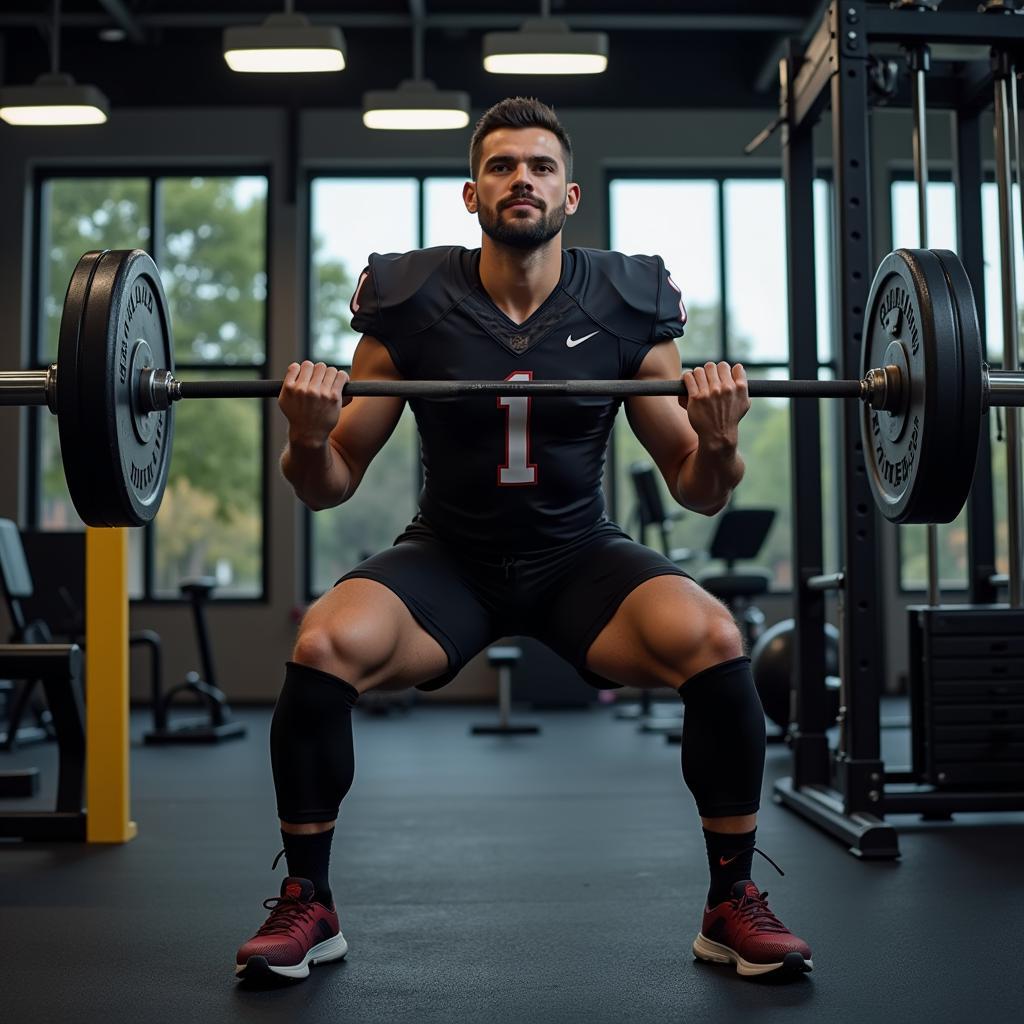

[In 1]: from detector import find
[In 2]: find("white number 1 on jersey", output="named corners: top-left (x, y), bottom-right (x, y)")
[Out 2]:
top-left (498, 371), bottom-right (538, 485)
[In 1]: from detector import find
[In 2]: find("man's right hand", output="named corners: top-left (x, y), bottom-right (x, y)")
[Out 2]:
top-left (278, 361), bottom-right (351, 447)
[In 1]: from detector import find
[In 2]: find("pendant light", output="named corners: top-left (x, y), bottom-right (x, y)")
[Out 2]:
top-left (363, 4), bottom-right (469, 131)
top-left (483, 0), bottom-right (608, 75)
top-left (224, 0), bottom-right (346, 74)
top-left (0, 0), bottom-right (109, 126)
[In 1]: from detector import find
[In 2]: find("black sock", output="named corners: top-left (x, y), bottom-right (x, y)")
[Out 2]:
top-left (703, 827), bottom-right (756, 908)
top-left (281, 827), bottom-right (335, 908)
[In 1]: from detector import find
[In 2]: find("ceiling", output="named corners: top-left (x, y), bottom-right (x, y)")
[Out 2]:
top-left (0, 1), bottom-right (998, 114)
top-left (0, 1), bottom-right (826, 112)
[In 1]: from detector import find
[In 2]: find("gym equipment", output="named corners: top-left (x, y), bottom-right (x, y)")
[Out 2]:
top-left (0, 244), bottom-right (1021, 529)
top-left (908, 606), bottom-right (1024, 789)
top-left (144, 577), bottom-right (246, 744)
top-left (627, 460), bottom-right (692, 564)
top-left (0, 643), bottom-right (86, 841)
top-left (772, 1), bottom-right (1024, 860)
top-left (859, 248), bottom-right (983, 526)
top-left (0, 522), bottom-right (164, 749)
top-left (470, 645), bottom-right (540, 736)
top-left (697, 507), bottom-right (776, 650)
top-left (750, 619), bottom-right (840, 733)
top-left (0, 519), bottom-right (55, 749)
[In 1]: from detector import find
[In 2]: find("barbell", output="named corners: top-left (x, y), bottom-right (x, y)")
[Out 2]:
top-left (0, 246), bottom-right (1020, 529)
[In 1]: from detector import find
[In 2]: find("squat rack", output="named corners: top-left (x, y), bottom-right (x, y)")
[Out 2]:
top-left (776, 0), bottom-right (1024, 858)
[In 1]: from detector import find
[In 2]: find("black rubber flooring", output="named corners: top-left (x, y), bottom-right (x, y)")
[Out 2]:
top-left (1, 700), bottom-right (1022, 1023)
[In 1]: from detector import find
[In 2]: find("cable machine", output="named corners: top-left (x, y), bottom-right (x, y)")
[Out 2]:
top-left (774, 0), bottom-right (1024, 858)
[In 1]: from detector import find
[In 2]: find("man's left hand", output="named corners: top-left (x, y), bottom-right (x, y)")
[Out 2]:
top-left (679, 362), bottom-right (750, 447)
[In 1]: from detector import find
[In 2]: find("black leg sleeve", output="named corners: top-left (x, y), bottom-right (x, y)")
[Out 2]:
top-left (270, 661), bottom-right (360, 825)
top-left (678, 656), bottom-right (766, 818)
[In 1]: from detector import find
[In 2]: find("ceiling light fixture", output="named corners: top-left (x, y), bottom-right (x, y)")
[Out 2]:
top-left (363, 3), bottom-right (470, 131)
top-left (483, 0), bottom-right (608, 75)
top-left (0, 0), bottom-right (109, 127)
top-left (223, 0), bottom-right (346, 74)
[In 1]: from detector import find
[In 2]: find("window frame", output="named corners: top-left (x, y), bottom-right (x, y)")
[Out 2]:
top-left (603, 169), bottom-right (840, 592)
top-left (28, 165), bottom-right (274, 605)
top-left (303, 168), bottom-right (468, 600)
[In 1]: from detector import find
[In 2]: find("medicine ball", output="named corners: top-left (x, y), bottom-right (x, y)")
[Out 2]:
top-left (750, 618), bottom-right (841, 730)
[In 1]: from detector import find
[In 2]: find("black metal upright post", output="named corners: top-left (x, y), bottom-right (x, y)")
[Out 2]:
top-left (774, 1), bottom-right (897, 859)
top-left (992, 48), bottom-right (1024, 606)
top-left (953, 101), bottom-right (997, 604)
top-left (828, 2), bottom-right (887, 819)
top-left (781, 43), bottom-right (831, 788)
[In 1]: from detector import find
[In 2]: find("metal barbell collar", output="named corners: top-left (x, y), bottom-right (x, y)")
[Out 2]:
top-left (0, 366), bottom-right (59, 412)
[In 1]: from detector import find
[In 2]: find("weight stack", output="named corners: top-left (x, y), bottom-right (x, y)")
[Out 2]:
top-left (908, 605), bottom-right (1024, 788)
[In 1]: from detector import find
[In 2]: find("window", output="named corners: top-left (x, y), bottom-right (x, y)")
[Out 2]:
top-left (307, 174), bottom-right (477, 596)
top-left (33, 173), bottom-right (269, 599)
top-left (608, 175), bottom-right (839, 590)
top-left (609, 179), bottom-right (721, 360)
top-left (891, 178), bottom-right (1018, 591)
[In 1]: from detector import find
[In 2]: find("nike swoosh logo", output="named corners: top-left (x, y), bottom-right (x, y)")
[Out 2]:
top-left (718, 854), bottom-right (740, 867)
top-left (566, 331), bottom-right (599, 348)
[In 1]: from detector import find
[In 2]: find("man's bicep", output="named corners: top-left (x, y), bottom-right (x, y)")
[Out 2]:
top-left (329, 335), bottom-right (406, 487)
top-left (625, 342), bottom-right (699, 485)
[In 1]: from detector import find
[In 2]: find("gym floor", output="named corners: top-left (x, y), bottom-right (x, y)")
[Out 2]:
top-left (1, 699), bottom-right (1020, 1024)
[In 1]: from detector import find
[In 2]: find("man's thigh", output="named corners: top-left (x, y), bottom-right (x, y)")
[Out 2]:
top-left (529, 528), bottom-right (692, 689)
top-left (584, 574), bottom-right (737, 689)
top-left (299, 577), bottom-right (450, 691)
top-left (338, 525), bottom-right (495, 691)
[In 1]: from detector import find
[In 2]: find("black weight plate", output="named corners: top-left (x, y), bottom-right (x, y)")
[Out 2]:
top-left (860, 248), bottom-right (966, 524)
top-left (57, 249), bottom-right (174, 527)
top-left (930, 248), bottom-right (984, 516)
top-left (57, 250), bottom-right (107, 526)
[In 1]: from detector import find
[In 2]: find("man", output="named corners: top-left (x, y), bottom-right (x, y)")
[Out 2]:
top-left (235, 97), bottom-right (813, 983)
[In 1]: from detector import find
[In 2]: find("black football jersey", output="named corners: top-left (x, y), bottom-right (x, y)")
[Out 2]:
top-left (349, 245), bottom-right (686, 551)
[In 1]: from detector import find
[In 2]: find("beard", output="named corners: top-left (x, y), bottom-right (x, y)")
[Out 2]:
top-left (477, 194), bottom-right (567, 250)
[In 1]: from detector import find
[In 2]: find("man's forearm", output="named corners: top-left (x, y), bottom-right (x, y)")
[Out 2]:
top-left (672, 440), bottom-right (745, 515)
top-left (280, 438), bottom-right (353, 511)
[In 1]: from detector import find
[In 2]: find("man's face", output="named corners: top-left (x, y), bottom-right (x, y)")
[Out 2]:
top-left (464, 127), bottom-right (579, 250)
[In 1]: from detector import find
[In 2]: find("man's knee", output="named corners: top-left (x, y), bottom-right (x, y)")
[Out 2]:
top-left (292, 616), bottom-right (399, 686)
top-left (663, 598), bottom-right (745, 679)
top-left (650, 603), bottom-right (743, 684)
top-left (667, 605), bottom-right (745, 684)
top-left (703, 605), bottom-right (745, 664)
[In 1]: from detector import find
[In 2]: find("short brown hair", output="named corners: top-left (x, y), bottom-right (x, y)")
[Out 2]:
top-left (469, 97), bottom-right (573, 181)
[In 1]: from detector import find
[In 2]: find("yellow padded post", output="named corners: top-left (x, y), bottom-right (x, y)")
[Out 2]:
top-left (85, 527), bottom-right (137, 843)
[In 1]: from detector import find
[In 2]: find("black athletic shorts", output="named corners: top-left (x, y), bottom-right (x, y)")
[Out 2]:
top-left (339, 515), bottom-right (692, 691)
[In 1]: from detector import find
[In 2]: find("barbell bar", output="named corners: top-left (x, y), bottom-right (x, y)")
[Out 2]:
top-left (0, 245), bottom-right (1017, 529)
top-left (4, 363), bottom-right (1024, 408)
top-left (0, 367), bottom-right (877, 406)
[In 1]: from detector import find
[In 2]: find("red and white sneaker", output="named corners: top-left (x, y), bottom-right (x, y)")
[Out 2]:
top-left (235, 877), bottom-right (348, 981)
top-left (693, 880), bottom-right (813, 978)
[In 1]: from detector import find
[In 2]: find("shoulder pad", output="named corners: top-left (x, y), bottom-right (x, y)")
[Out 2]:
top-left (349, 246), bottom-right (477, 340)
top-left (564, 248), bottom-right (686, 345)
